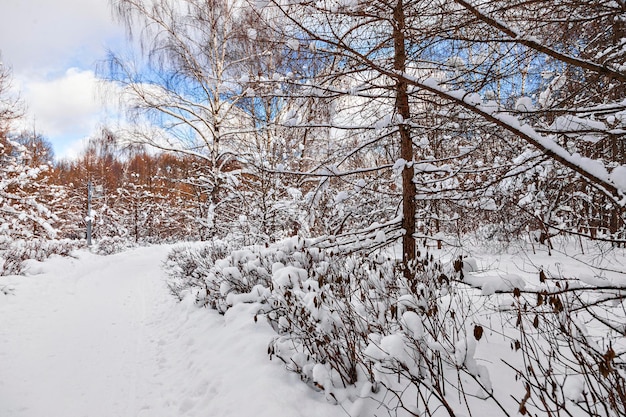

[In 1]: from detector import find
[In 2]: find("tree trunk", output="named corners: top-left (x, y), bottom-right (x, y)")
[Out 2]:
top-left (393, 0), bottom-right (417, 279)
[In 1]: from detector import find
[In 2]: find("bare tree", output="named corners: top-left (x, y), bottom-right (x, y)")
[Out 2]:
top-left (259, 0), bottom-right (625, 255)
top-left (108, 0), bottom-right (259, 237)
top-left (0, 57), bottom-right (23, 138)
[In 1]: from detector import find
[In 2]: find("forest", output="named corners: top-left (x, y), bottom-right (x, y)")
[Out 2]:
top-left (1, 0), bottom-right (625, 416)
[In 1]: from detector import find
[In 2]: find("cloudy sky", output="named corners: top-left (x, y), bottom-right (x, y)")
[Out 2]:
top-left (0, 0), bottom-right (127, 160)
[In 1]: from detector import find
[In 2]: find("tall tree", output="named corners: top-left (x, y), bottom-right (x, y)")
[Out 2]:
top-left (262, 0), bottom-right (626, 253)
top-left (0, 57), bottom-right (22, 138)
top-left (108, 0), bottom-right (265, 238)
top-left (14, 129), bottom-right (55, 167)
top-left (0, 63), bottom-right (59, 242)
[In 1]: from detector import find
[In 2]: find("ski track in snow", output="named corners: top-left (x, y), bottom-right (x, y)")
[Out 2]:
top-left (0, 246), bottom-right (344, 417)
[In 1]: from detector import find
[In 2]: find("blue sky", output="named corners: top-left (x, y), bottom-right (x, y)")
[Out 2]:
top-left (0, 0), bottom-right (127, 160)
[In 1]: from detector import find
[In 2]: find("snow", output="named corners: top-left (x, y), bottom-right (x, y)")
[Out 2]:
top-left (539, 74), bottom-right (567, 108)
top-left (311, 363), bottom-right (331, 388)
top-left (354, 178), bottom-right (366, 191)
top-left (515, 96), bottom-right (534, 111)
top-left (374, 114), bottom-right (392, 130)
top-left (563, 376), bottom-right (586, 402)
top-left (553, 115), bottom-right (606, 134)
top-left (380, 333), bottom-right (410, 363)
top-left (401, 311), bottom-right (424, 338)
top-left (1, 237), bottom-right (622, 417)
top-left (466, 92), bottom-right (482, 106)
top-left (0, 246), bottom-right (344, 417)
top-left (286, 38), bottom-right (300, 51)
top-left (363, 338), bottom-right (386, 361)
top-left (272, 265), bottom-right (307, 289)
top-left (464, 272), bottom-right (527, 295)
top-left (610, 165), bottom-right (626, 191)
top-left (334, 190), bottom-right (349, 203)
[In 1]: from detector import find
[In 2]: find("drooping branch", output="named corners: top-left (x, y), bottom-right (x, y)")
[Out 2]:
top-left (408, 76), bottom-right (625, 205)
top-left (453, 0), bottom-right (626, 83)
top-left (279, 8), bottom-right (625, 205)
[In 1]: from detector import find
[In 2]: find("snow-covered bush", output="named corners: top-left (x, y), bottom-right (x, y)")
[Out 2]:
top-left (264, 249), bottom-right (504, 414)
top-left (0, 239), bottom-right (82, 276)
top-left (0, 137), bottom-right (60, 241)
top-left (166, 237), bottom-right (625, 416)
top-left (506, 270), bottom-right (626, 417)
top-left (164, 238), bottom-right (501, 413)
top-left (165, 240), bottom-right (233, 307)
top-left (166, 238), bottom-right (316, 312)
top-left (91, 236), bottom-right (137, 256)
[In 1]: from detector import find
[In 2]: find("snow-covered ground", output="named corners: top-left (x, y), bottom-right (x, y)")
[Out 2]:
top-left (0, 246), bottom-right (346, 417)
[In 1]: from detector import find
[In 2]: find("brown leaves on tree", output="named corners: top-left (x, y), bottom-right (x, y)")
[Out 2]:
top-left (539, 270), bottom-right (547, 283)
top-left (473, 325), bottom-right (483, 341)
top-left (549, 296), bottom-right (564, 313)
top-left (519, 383), bottom-right (531, 415)
top-left (599, 347), bottom-right (616, 378)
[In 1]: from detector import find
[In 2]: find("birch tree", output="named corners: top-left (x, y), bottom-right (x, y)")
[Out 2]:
top-left (108, 0), bottom-right (262, 238)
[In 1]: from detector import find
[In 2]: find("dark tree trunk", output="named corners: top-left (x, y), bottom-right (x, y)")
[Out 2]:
top-left (393, 0), bottom-right (417, 279)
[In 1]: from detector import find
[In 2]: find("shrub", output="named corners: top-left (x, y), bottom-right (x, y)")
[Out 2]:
top-left (165, 237), bottom-right (626, 417)
top-left (0, 239), bottom-right (83, 276)
top-left (91, 236), bottom-right (137, 256)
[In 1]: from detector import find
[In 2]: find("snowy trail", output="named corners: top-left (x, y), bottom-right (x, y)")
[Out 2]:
top-left (0, 246), bottom-right (345, 417)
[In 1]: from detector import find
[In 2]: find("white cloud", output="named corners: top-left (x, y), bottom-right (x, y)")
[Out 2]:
top-left (0, 0), bottom-right (124, 75)
top-left (0, 0), bottom-right (129, 160)
top-left (15, 68), bottom-right (122, 160)
top-left (58, 137), bottom-right (92, 161)
top-left (21, 69), bottom-right (101, 134)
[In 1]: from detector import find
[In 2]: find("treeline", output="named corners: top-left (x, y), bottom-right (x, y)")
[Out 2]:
top-left (2, 126), bottom-right (305, 246)
top-left (30, 130), bottom-right (213, 243)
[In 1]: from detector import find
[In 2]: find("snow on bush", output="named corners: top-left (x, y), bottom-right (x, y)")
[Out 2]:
top-left (91, 236), bottom-right (137, 256)
top-left (0, 137), bottom-right (62, 242)
top-left (0, 239), bottom-right (83, 276)
top-left (166, 239), bottom-right (472, 408)
top-left (165, 238), bottom-right (626, 416)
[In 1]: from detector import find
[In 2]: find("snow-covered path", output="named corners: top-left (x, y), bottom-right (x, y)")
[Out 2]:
top-left (0, 246), bottom-right (345, 417)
